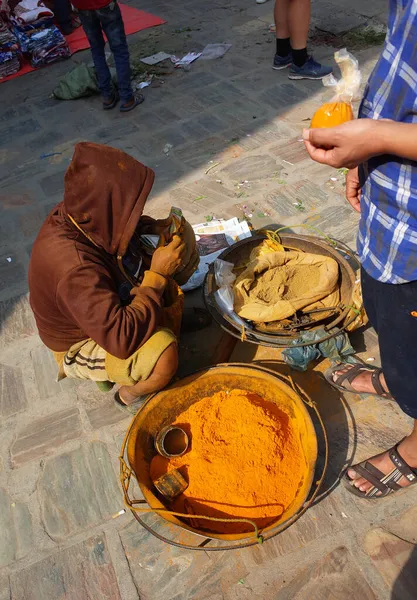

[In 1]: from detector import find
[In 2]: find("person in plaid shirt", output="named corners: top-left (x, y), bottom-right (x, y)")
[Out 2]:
top-left (303, 0), bottom-right (417, 498)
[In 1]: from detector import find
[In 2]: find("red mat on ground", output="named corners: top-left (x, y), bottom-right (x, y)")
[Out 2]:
top-left (1, 4), bottom-right (165, 83)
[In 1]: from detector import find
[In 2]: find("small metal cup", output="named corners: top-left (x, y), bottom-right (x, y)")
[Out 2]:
top-left (153, 469), bottom-right (188, 500)
top-left (154, 425), bottom-right (189, 459)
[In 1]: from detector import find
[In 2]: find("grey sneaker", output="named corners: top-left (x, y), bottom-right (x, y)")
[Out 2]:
top-left (272, 52), bottom-right (292, 70)
top-left (289, 56), bottom-right (332, 80)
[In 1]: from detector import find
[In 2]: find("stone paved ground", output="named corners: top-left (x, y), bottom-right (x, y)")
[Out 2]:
top-left (1, 0), bottom-right (417, 598)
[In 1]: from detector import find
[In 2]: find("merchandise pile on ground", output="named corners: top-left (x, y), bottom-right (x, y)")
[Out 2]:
top-left (0, 0), bottom-right (69, 76)
top-left (150, 389), bottom-right (307, 535)
top-left (0, 16), bottom-right (19, 77)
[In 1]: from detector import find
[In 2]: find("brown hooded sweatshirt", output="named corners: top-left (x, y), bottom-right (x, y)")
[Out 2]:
top-left (28, 142), bottom-right (167, 360)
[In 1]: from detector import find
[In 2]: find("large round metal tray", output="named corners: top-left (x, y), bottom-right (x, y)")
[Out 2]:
top-left (124, 363), bottom-right (318, 542)
top-left (203, 233), bottom-right (357, 347)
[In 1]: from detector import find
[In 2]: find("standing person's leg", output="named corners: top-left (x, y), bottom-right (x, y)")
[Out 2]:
top-left (343, 270), bottom-right (417, 497)
top-left (286, 0), bottom-right (310, 66)
top-left (273, 0), bottom-right (332, 79)
top-left (54, 0), bottom-right (73, 35)
top-left (98, 1), bottom-right (144, 112)
top-left (78, 9), bottom-right (118, 108)
top-left (273, 0), bottom-right (292, 69)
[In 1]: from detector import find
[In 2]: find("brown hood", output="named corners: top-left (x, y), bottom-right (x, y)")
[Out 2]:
top-left (63, 142), bottom-right (155, 256)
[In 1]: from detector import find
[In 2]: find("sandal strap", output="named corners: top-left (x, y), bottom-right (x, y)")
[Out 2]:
top-left (389, 445), bottom-right (417, 483)
top-left (353, 463), bottom-right (401, 497)
top-left (347, 442), bottom-right (417, 498)
top-left (333, 363), bottom-right (365, 390)
top-left (371, 368), bottom-right (386, 397)
top-left (333, 363), bottom-right (392, 398)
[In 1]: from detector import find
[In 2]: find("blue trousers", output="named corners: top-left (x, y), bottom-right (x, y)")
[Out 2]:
top-left (362, 267), bottom-right (417, 419)
top-left (78, 1), bottom-right (133, 103)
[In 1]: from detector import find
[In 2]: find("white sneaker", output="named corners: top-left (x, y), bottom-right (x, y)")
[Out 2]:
top-left (256, 0), bottom-right (269, 4)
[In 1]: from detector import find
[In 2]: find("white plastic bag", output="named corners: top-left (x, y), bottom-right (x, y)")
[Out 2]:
top-left (311, 48), bottom-right (361, 128)
top-left (213, 259), bottom-right (249, 332)
top-left (322, 48), bottom-right (361, 103)
top-left (214, 259), bottom-right (236, 288)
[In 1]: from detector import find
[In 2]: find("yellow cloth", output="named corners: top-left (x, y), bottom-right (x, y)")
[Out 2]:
top-left (345, 278), bottom-right (368, 332)
top-left (234, 250), bottom-right (340, 323)
top-left (53, 328), bottom-right (176, 385)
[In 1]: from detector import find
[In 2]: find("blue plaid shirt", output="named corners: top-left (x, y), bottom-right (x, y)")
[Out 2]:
top-left (357, 0), bottom-right (417, 283)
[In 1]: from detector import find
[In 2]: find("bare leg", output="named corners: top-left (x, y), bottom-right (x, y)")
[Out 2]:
top-left (287, 0), bottom-right (310, 49)
top-left (348, 420), bottom-right (417, 493)
top-left (275, 0), bottom-right (310, 48)
top-left (274, 0), bottom-right (331, 77)
top-left (274, 0), bottom-right (290, 39)
top-left (118, 343), bottom-right (178, 405)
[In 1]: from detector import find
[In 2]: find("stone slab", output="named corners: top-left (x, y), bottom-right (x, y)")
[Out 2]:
top-left (381, 505), bottom-right (417, 545)
top-left (0, 253), bottom-right (27, 299)
top-left (38, 169), bottom-right (67, 197)
top-left (322, 0), bottom-right (385, 18)
top-left (265, 179), bottom-right (329, 217)
top-left (87, 402), bottom-right (129, 430)
top-left (9, 534), bottom-right (121, 600)
top-left (74, 377), bottom-right (131, 437)
top-left (311, 3), bottom-right (367, 34)
top-left (243, 491), bottom-right (358, 565)
top-left (30, 344), bottom-right (75, 400)
top-left (0, 119), bottom-right (41, 146)
top-left (0, 487), bottom-right (34, 568)
top-left (364, 528), bottom-right (416, 600)
top-left (221, 154), bottom-right (279, 182)
top-left (269, 137), bottom-right (310, 164)
top-left (260, 83), bottom-right (308, 109)
top-left (11, 407), bottom-right (83, 467)
top-left (38, 441), bottom-right (122, 539)
top-left (277, 546), bottom-right (377, 599)
top-left (0, 190), bottom-right (34, 209)
top-left (120, 515), bottom-right (246, 600)
top-left (0, 294), bottom-right (36, 346)
top-left (304, 204), bottom-right (360, 245)
top-left (0, 363), bottom-right (27, 418)
top-left (0, 577), bottom-right (10, 600)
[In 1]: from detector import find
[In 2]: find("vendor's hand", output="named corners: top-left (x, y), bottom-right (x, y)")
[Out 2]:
top-left (303, 119), bottom-right (383, 169)
top-left (150, 235), bottom-right (186, 277)
top-left (346, 167), bottom-right (361, 212)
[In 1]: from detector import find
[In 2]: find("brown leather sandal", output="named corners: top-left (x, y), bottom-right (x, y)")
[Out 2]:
top-left (324, 363), bottom-right (393, 399)
top-left (343, 442), bottom-right (417, 498)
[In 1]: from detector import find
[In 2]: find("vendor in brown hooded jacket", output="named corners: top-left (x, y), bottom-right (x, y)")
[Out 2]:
top-left (29, 142), bottom-right (200, 412)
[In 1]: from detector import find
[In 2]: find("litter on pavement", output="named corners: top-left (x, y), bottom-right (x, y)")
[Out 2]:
top-left (199, 43), bottom-right (232, 60)
top-left (171, 52), bottom-right (202, 68)
top-left (140, 51), bottom-right (172, 65)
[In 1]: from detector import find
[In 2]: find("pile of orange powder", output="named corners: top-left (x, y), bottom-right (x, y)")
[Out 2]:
top-left (150, 389), bottom-right (307, 534)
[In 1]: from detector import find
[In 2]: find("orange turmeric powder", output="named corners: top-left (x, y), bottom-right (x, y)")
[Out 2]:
top-left (150, 389), bottom-right (307, 535)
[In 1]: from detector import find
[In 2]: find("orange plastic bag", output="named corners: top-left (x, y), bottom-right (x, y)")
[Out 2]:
top-left (311, 49), bottom-right (361, 129)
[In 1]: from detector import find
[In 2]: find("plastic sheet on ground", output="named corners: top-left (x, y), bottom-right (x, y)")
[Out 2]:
top-left (199, 43), bottom-right (231, 60)
top-left (282, 327), bottom-right (355, 372)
